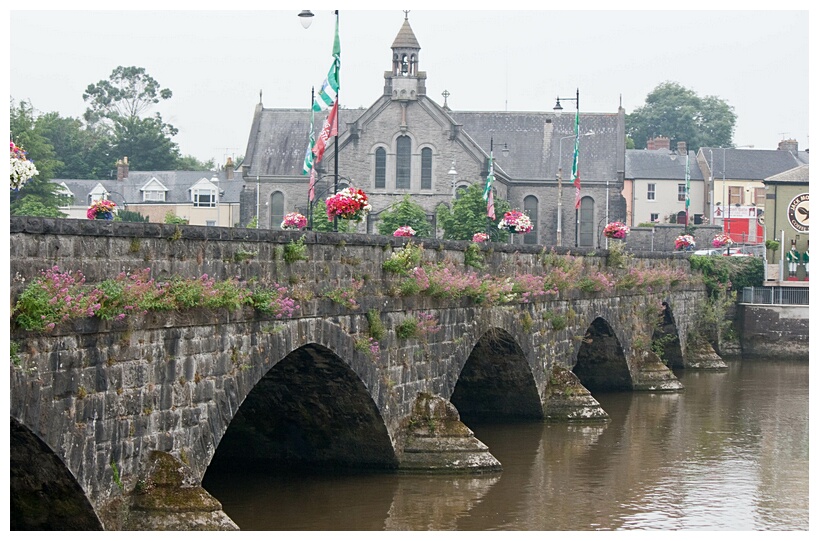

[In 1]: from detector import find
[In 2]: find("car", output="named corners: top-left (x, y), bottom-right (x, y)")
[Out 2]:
top-left (693, 248), bottom-right (727, 256)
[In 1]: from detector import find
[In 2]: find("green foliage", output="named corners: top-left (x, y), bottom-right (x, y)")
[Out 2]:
top-left (283, 236), bottom-right (308, 263)
top-left (174, 155), bottom-right (215, 171)
top-left (323, 279), bottom-right (362, 310)
top-left (606, 240), bottom-right (630, 269)
top-left (10, 342), bottom-right (21, 366)
top-left (689, 255), bottom-right (763, 297)
top-left (366, 309), bottom-right (385, 341)
top-left (164, 211), bottom-right (188, 225)
top-left (436, 183), bottom-right (511, 241)
top-left (395, 317), bottom-right (419, 339)
top-left (464, 243), bottom-right (485, 269)
top-left (382, 241), bottom-right (423, 275)
top-left (311, 200), bottom-right (356, 233)
top-left (626, 81), bottom-right (736, 150)
top-left (116, 209), bottom-right (149, 222)
top-left (246, 215), bottom-right (259, 229)
top-left (83, 65), bottom-right (173, 123)
top-left (35, 111), bottom-right (113, 180)
top-left (377, 195), bottom-right (432, 237)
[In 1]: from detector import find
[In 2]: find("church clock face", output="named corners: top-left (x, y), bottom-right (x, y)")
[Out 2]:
top-left (787, 193), bottom-right (809, 232)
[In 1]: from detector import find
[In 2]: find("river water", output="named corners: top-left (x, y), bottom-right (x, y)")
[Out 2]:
top-left (203, 359), bottom-right (809, 531)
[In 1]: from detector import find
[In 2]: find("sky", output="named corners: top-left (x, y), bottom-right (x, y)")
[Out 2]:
top-left (7, 2), bottom-right (814, 168)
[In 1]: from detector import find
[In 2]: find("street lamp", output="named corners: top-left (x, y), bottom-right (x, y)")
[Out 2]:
top-left (554, 88), bottom-right (583, 246)
top-left (556, 130), bottom-right (594, 247)
top-left (298, 10), bottom-right (314, 29)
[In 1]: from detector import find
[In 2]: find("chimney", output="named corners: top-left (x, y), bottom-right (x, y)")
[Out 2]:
top-left (116, 157), bottom-right (129, 180)
top-left (647, 136), bottom-right (670, 151)
top-left (677, 141), bottom-right (687, 155)
top-left (225, 156), bottom-right (234, 180)
top-left (778, 139), bottom-right (798, 154)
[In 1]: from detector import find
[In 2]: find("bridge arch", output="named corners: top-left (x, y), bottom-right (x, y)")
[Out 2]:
top-left (10, 418), bottom-right (103, 530)
top-left (451, 326), bottom-right (543, 422)
top-left (573, 317), bottom-right (632, 391)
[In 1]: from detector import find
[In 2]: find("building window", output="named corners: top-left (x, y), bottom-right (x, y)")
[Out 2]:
top-left (143, 190), bottom-right (165, 202)
top-left (374, 147), bottom-right (386, 189)
top-left (753, 187), bottom-right (765, 206)
top-left (729, 186), bottom-right (743, 205)
top-left (192, 188), bottom-right (216, 207)
top-left (206, 220), bottom-right (216, 227)
top-left (270, 191), bottom-right (284, 230)
top-left (421, 148), bottom-right (432, 190)
top-left (650, 213), bottom-right (659, 223)
top-left (578, 196), bottom-right (595, 247)
top-left (678, 183), bottom-right (686, 202)
top-left (647, 183), bottom-right (656, 201)
top-left (523, 195), bottom-right (538, 245)
top-left (396, 136), bottom-right (411, 189)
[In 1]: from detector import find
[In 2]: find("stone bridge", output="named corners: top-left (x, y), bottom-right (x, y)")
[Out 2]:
top-left (9, 217), bottom-right (722, 530)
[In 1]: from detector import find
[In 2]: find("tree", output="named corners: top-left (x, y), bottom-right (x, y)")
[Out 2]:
top-left (436, 183), bottom-right (511, 241)
top-left (10, 99), bottom-right (69, 217)
top-left (626, 81), bottom-right (736, 150)
top-left (175, 155), bottom-right (215, 171)
top-left (83, 66), bottom-right (180, 171)
top-left (376, 195), bottom-right (432, 237)
top-left (311, 200), bottom-right (355, 233)
top-left (35, 111), bottom-right (113, 180)
top-left (116, 209), bottom-right (149, 222)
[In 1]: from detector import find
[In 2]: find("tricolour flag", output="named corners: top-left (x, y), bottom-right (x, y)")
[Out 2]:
top-left (312, 100), bottom-right (338, 165)
top-left (483, 149), bottom-right (496, 220)
top-left (571, 107), bottom-right (581, 209)
top-left (685, 154), bottom-right (691, 210)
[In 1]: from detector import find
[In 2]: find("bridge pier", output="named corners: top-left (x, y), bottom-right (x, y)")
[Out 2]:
top-left (630, 350), bottom-right (686, 391)
top-left (542, 366), bottom-right (610, 421)
top-left (396, 393), bottom-right (502, 473)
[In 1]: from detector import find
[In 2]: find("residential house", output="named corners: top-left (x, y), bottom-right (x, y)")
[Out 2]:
top-left (763, 163), bottom-right (809, 280)
top-left (625, 138), bottom-right (705, 227)
top-left (54, 157), bottom-right (242, 226)
top-left (696, 140), bottom-right (808, 243)
top-left (238, 13), bottom-right (627, 247)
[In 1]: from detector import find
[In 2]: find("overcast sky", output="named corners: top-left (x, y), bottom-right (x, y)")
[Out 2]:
top-left (7, 3), bottom-right (813, 168)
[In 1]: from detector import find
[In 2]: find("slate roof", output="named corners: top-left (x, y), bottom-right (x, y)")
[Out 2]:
top-left (54, 170), bottom-right (244, 207)
top-left (699, 147), bottom-right (808, 180)
top-left (625, 149), bottom-right (705, 181)
top-left (392, 17), bottom-right (421, 49)
top-left (764, 164), bottom-right (809, 184)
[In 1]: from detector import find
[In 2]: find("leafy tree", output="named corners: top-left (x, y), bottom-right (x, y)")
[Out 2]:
top-left (10, 99), bottom-right (69, 216)
top-left (436, 183), bottom-right (511, 241)
top-left (310, 200), bottom-right (355, 233)
top-left (626, 81), bottom-right (736, 150)
top-left (83, 66), bottom-right (180, 171)
top-left (376, 195), bottom-right (432, 237)
top-left (175, 154), bottom-right (215, 171)
top-left (35, 111), bottom-right (113, 179)
top-left (115, 209), bottom-right (149, 222)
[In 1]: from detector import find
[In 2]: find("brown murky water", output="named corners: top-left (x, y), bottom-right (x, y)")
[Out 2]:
top-left (203, 359), bottom-right (808, 530)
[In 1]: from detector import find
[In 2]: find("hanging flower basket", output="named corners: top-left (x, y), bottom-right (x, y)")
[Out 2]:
top-left (325, 187), bottom-right (372, 222)
top-left (498, 210), bottom-right (533, 234)
top-left (472, 232), bottom-right (489, 243)
top-left (10, 140), bottom-right (39, 191)
top-left (393, 225), bottom-right (416, 237)
top-left (87, 199), bottom-right (117, 220)
top-left (281, 212), bottom-right (308, 230)
top-left (675, 234), bottom-right (696, 251)
top-left (603, 221), bottom-right (629, 240)
top-left (712, 233), bottom-right (733, 248)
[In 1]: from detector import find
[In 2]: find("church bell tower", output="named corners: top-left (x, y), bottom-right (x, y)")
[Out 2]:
top-left (384, 11), bottom-right (426, 101)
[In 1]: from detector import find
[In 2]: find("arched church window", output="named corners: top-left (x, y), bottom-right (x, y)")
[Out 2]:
top-left (523, 195), bottom-right (538, 245)
top-left (396, 136), bottom-right (411, 189)
top-left (578, 196), bottom-right (595, 247)
top-left (375, 147), bottom-right (386, 189)
top-left (421, 147), bottom-right (432, 190)
top-left (270, 191), bottom-right (284, 230)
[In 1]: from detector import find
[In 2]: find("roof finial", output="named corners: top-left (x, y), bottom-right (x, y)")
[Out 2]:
top-left (259, 89), bottom-right (263, 104)
top-left (404, 10), bottom-right (410, 20)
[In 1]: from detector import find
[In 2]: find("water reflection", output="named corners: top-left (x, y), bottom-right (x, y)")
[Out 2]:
top-left (204, 360), bottom-right (808, 531)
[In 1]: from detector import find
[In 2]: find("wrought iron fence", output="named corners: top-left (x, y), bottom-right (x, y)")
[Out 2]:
top-left (741, 286), bottom-right (809, 305)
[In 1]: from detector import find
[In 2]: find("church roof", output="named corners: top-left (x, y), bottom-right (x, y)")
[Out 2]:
top-left (391, 17), bottom-right (420, 50)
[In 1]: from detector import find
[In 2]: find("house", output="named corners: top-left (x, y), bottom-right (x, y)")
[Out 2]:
top-left (763, 163), bottom-right (809, 281)
top-left (625, 137), bottom-right (706, 227)
top-left (54, 157), bottom-right (242, 226)
top-left (696, 140), bottom-right (808, 244)
top-left (238, 13), bottom-right (627, 247)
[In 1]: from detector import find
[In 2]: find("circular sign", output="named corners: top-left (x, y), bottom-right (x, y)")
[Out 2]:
top-left (787, 193), bottom-right (809, 232)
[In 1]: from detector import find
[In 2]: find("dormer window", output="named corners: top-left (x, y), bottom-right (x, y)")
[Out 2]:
top-left (190, 177), bottom-right (219, 207)
top-left (87, 183), bottom-right (109, 205)
top-left (140, 177), bottom-right (168, 202)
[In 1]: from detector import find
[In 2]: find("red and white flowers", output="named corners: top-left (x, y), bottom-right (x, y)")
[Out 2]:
top-left (393, 225), bottom-right (416, 237)
top-left (711, 233), bottom-right (733, 248)
top-left (498, 210), bottom-right (533, 234)
top-left (603, 221), bottom-right (629, 240)
top-left (675, 234), bottom-right (696, 250)
top-left (325, 187), bottom-right (372, 222)
top-left (281, 212), bottom-right (308, 230)
top-left (472, 232), bottom-right (489, 243)
top-left (87, 199), bottom-right (116, 220)
top-left (10, 140), bottom-right (39, 190)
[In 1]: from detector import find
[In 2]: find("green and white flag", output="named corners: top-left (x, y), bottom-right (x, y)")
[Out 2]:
top-left (302, 95), bottom-right (316, 175)
top-left (312, 14), bottom-right (341, 112)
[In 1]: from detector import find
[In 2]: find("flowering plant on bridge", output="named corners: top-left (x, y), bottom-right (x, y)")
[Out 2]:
top-left (10, 140), bottom-right (39, 190)
top-left (472, 232), bottom-right (489, 243)
top-left (87, 199), bottom-right (117, 220)
top-left (281, 212), bottom-right (307, 230)
top-left (325, 187), bottom-right (372, 222)
top-left (393, 225), bottom-right (416, 237)
top-left (603, 221), bottom-right (629, 240)
top-left (711, 233), bottom-right (733, 248)
top-left (674, 234), bottom-right (696, 250)
top-left (498, 210), bottom-right (533, 234)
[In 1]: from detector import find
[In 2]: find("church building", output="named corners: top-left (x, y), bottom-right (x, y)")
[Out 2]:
top-left (239, 13), bottom-right (626, 247)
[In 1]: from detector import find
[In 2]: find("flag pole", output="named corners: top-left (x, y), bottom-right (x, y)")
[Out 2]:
top-left (333, 10), bottom-right (340, 232)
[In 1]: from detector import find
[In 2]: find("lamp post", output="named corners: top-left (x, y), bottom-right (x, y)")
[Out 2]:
top-left (555, 130), bottom-right (594, 247)
top-left (554, 88), bottom-right (582, 246)
top-left (211, 175), bottom-right (220, 227)
top-left (308, 173), bottom-right (352, 230)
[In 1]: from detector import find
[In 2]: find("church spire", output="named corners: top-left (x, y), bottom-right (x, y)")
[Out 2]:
top-left (385, 11), bottom-right (426, 101)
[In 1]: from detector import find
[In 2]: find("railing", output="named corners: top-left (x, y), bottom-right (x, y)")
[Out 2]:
top-left (741, 286), bottom-right (809, 305)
